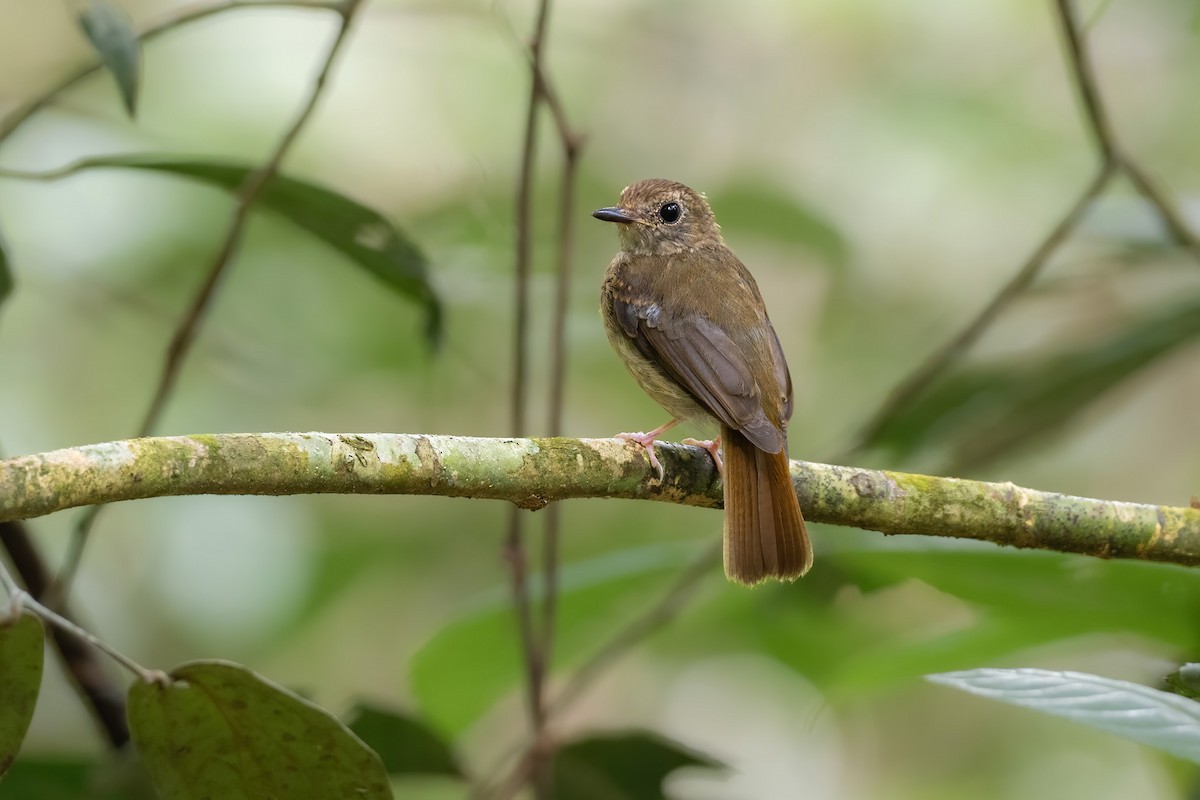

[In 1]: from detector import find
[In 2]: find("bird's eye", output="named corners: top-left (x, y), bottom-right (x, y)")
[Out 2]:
top-left (658, 202), bottom-right (682, 224)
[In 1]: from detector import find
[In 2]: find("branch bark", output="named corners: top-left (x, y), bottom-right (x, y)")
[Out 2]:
top-left (2, 433), bottom-right (1197, 566)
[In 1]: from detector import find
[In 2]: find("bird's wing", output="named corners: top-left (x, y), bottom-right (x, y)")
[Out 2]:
top-left (766, 322), bottom-right (794, 423)
top-left (612, 295), bottom-right (786, 454)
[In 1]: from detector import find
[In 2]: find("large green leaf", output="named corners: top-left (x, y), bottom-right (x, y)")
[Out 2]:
top-left (0, 613), bottom-right (44, 781)
top-left (344, 701), bottom-right (462, 777)
top-left (410, 544), bottom-right (694, 735)
top-left (929, 668), bottom-right (1200, 764)
top-left (127, 660), bottom-right (390, 800)
top-left (688, 545), bottom-right (1200, 697)
top-left (867, 295), bottom-right (1200, 470)
top-left (76, 0), bottom-right (140, 117)
top-left (672, 560), bottom-right (1051, 697)
top-left (828, 548), bottom-right (1200, 690)
top-left (837, 547), bottom-right (1200, 646)
top-left (552, 731), bottom-right (722, 800)
top-left (66, 154), bottom-right (441, 343)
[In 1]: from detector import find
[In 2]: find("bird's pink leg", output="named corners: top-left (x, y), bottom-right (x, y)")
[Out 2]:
top-left (616, 419), bottom-right (679, 479)
top-left (682, 435), bottom-right (724, 476)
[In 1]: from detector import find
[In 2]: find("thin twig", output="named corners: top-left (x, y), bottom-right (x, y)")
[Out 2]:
top-left (503, 505), bottom-right (542, 720)
top-left (539, 30), bottom-right (584, 761)
top-left (506, 0), bottom-right (556, 796)
top-left (0, 0), bottom-right (341, 147)
top-left (509, 0), bottom-right (547, 442)
top-left (540, 67), bottom-right (583, 444)
top-left (494, 0), bottom-right (587, 714)
top-left (520, 29), bottom-right (577, 153)
top-left (56, 0), bottom-right (364, 593)
top-left (0, 521), bottom-right (130, 748)
top-left (1122, 159), bottom-right (1200, 256)
top-left (1053, 0), bottom-right (1118, 163)
top-left (482, 745), bottom-right (541, 800)
top-left (1051, 0), bottom-right (1200, 260)
top-left (0, 557), bottom-right (157, 683)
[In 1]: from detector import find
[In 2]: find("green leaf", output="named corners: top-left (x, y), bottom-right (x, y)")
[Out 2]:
top-left (868, 295), bottom-right (1200, 469)
top-left (552, 731), bottom-right (722, 800)
top-left (66, 154), bottom-right (441, 343)
top-left (680, 558), bottom-right (1053, 698)
top-left (345, 702), bottom-right (462, 777)
top-left (928, 668), bottom-right (1200, 764)
top-left (0, 613), bottom-right (44, 781)
top-left (127, 660), bottom-right (390, 800)
top-left (76, 0), bottom-right (140, 117)
top-left (837, 548), bottom-right (1200, 646)
top-left (411, 544), bottom-right (693, 735)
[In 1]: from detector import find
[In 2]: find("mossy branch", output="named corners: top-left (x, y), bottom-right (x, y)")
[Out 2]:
top-left (1, 432), bottom-right (1197, 566)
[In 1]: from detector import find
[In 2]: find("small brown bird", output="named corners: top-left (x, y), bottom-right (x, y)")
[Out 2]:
top-left (593, 178), bottom-right (813, 585)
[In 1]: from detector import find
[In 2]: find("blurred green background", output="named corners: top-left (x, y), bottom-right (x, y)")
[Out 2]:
top-left (2, 0), bottom-right (1200, 797)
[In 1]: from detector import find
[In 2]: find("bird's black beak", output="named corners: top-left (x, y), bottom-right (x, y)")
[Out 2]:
top-left (592, 207), bottom-right (636, 224)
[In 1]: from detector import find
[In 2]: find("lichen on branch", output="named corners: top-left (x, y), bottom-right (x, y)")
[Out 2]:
top-left (1, 432), bottom-right (1197, 567)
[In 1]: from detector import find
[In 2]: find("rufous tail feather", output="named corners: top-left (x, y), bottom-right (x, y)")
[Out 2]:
top-left (721, 425), bottom-right (812, 585)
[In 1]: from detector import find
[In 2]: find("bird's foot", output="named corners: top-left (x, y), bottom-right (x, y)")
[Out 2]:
top-left (682, 436), bottom-right (724, 477)
top-left (616, 419), bottom-right (679, 480)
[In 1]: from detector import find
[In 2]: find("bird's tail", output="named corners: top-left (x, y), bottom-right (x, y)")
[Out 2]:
top-left (721, 425), bottom-right (812, 585)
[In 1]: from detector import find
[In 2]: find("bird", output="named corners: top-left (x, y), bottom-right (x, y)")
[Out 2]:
top-left (593, 178), bottom-right (812, 585)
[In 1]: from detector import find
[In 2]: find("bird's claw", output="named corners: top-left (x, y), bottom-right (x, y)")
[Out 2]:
top-left (617, 430), bottom-right (665, 480)
top-left (682, 436), bottom-right (724, 476)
